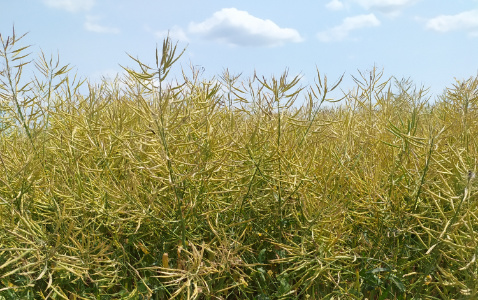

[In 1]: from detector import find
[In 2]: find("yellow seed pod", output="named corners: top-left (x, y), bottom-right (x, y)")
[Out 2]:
top-left (138, 242), bottom-right (149, 254)
top-left (162, 253), bottom-right (169, 268)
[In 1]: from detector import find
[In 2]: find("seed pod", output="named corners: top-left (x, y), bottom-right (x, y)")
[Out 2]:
top-left (162, 253), bottom-right (169, 268)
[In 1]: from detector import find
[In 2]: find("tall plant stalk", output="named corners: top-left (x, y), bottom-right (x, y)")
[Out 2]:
top-left (122, 36), bottom-right (187, 248)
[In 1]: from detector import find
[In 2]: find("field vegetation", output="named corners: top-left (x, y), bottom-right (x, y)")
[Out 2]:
top-left (1, 29), bottom-right (478, 299)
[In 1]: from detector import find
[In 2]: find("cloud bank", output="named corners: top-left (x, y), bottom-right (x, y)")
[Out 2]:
top-left (326, 0), bottom-right (345, 11)
top-left (188, 8), bottom-right (303, 47)
top-left (84, 16), bottom-right (120, 34)
top-left (426, 9), bottom-right (478, 36)
top-left (317, 13), bottom-right (380, 42)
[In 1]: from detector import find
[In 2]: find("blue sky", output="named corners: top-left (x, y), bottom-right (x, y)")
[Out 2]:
top-left (1, 0), bottom-right (478, 100)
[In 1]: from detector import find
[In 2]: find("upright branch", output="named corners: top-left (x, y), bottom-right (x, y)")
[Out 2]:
top-left (121, 35), bottom-right (188, 248)
top-left (0, 27), bottom-right (34, 148)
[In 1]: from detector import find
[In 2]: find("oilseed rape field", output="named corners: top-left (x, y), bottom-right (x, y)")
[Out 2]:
top-left (1, 29), bottom-right (478, 299)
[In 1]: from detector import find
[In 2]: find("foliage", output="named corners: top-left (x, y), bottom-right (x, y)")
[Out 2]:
top-left (1, 28), bottom-right (478, 299)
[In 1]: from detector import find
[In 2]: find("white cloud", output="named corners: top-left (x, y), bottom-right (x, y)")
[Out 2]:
top-left (188, 8), bottom-right (303, 47)
top-left (326, 0), bottom-right (345, 11)
top-left (354, 0), bottom-right (418, 16)
top-left (84, 16), bottom-right (120, 34)
top-left (43, 0), bottom-right (95, 12)
top-left (317, 13), bottom-right (380, 42)
top-left (155, 26), bottom-right (189, 42)
top-left (426, 10), bottom-right (478, 36)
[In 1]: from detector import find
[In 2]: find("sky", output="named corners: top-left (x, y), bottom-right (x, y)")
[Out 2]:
top-left (1, 0), bottom-right (478, 101)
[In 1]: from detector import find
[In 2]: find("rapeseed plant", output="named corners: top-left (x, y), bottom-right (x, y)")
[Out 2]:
top-left (1, 28), bottom-right (478, 299)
